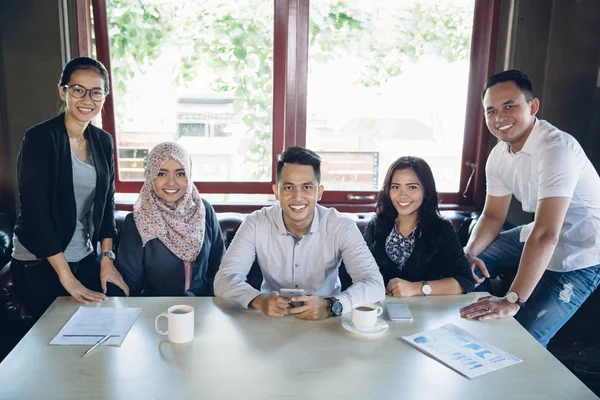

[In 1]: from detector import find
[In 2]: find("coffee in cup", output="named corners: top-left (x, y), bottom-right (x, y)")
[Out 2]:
top-left (352, 303), bottom-right (383, 331)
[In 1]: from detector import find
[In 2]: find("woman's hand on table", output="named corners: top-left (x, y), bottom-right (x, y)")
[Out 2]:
top-left (459, 295), bottom-right (520, 320)
top-left (59, 275), bottom-right (107, 304)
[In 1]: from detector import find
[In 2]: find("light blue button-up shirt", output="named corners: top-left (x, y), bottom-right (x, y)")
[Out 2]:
top-left (214, 204), bottom-right (385, 313)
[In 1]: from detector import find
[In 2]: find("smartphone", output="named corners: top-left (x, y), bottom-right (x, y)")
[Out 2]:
top-left (279, 288), bottom-right (305, 308)
top-left (386, 303), bottom-right (413, 321)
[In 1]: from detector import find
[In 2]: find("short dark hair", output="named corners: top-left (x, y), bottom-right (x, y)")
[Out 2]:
top-left (482, 70), bottom-right (533, 102)
top-left (58, 57), bottom-right (110, 94)
top-left (276, 147), bottom-right (321, 183)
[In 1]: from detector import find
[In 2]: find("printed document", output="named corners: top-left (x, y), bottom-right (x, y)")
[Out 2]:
top-left (401, 323), bottom-right (522, 379)
top-left (50, 306), bottom-right (142, 346)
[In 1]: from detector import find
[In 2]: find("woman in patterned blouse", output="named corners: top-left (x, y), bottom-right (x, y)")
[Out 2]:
top-left (363, 156), bottom-right (475, 297)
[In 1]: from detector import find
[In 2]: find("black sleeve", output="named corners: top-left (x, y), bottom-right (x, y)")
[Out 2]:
top-left (362, 218), bottom-right (393, 284)
top-left (115, 213), bottom-right (144, 296)
top-left (438, 220), bottom-right (475, 293)
top-left (204, 200), bottom-right (226, 296)
top-left (99, 131), bottom-right (117, 242)
top-left (16, 126), bottom-right (61, 257)
top-left (363, 219), bottom-right (376, 248)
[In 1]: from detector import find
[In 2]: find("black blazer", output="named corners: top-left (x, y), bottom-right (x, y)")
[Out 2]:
top-left (116, 199), bottom-right (226, 296)
top-left (14, 113), bottom-right (117, 258)
top-left (364, 216), bottom-right (475, 293)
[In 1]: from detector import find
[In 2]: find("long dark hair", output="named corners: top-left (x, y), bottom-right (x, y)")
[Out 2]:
top-left (376, 156), bottom-right (440, 222)
top-left (374, 156), bottom-right (443, 271)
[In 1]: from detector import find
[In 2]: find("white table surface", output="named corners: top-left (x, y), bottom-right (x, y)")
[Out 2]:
top-left (0, 293), bottom-right (597, 400)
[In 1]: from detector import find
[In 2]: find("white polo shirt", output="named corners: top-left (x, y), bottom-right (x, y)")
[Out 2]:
top-left (486, 119), bottom-right (600, 272)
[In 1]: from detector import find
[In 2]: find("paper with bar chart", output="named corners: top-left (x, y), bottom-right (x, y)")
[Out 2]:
top-left (402, 323), bottom-right (522, 379)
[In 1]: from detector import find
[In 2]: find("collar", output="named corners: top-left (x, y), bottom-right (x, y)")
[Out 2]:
top-left (393, 221), bottom-right (417, 239)
top-left (274, 203), bottom-right (321, 236)
top-left (505, 118), bottom-right (540, 155)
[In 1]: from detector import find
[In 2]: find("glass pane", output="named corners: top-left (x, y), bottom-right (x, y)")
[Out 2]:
top-left (95, 0), bottom-right (274, 182)
top-left (307, 0), bottom-right (475, 192)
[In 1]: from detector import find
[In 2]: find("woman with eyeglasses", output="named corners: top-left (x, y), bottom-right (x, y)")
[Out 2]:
top-left (11, 57), bottom-right (129, 319)
top-left (364, 156), bottom-right (475, 298)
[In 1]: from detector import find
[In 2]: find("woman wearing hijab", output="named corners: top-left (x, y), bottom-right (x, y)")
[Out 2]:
top-left (116, 142), bottom-right (225, 296)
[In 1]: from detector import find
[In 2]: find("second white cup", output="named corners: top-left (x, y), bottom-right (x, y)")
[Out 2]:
top-left (155, 305), bottom-right (195, 343)
top-left (352, 303), bottom-right (383, 331)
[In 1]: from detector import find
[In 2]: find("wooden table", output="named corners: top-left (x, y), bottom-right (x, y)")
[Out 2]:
top-left (0, 293), bottom-right (597, 400)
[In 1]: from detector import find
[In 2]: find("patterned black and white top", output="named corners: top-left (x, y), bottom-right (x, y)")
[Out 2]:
top-left (385, 223), bottom-right (416, 271)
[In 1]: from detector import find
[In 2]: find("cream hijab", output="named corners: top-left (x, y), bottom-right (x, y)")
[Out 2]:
top-left (133, 142), bottom-right (205, 261)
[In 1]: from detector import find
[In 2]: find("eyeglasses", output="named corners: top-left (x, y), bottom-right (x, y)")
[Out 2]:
top-left (63, 84), bottom-right (107, 102)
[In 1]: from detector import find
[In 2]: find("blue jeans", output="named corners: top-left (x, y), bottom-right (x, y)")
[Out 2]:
top-left (476, 226), bottom-right (600, 347)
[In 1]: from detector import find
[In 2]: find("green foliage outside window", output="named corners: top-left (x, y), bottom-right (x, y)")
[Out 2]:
top-left (96, 0), bottom-right (472, 181)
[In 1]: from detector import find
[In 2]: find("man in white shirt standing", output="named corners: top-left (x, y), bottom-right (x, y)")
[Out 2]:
top-left (460, 70), bottom-right (600, 346)
top-left (214, 147), bottom-right (385, 320)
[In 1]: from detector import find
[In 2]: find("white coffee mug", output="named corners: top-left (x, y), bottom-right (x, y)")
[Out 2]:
top-left (155, 305), bottom-right (195, 343)
top-left (352, 303), bottom-right (383, 331)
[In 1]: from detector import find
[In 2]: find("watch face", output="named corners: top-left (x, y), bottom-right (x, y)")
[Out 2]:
top-left (332, 300), bottom-right (343, 316)
top-left (506, 291), bottom-right (519, 304)
top-left (422, 284), bottom-right (432, 295)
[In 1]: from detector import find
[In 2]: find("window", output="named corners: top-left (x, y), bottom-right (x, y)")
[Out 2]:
top-left (307, 0), bottom-right (476, 194)
top-left (91, 0), bottom-right (282, 196)
top-left (87, 0), bottom-right (500, 209)
top-left (118, 148), bottom-right (148, 181)
top-left (306, 0), bottom-right (490, 205)
top-left (178, 123), bottom-right (207, 138)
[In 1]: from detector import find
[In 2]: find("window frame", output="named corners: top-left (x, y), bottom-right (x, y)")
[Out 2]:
top-left (83, 0), bottom-right (501, 211)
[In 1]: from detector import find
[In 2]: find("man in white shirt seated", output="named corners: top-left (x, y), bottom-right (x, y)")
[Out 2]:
top-left (460, 70), bottom-right (600, 346)
top-left (214, 147), bottom-right (385, 320)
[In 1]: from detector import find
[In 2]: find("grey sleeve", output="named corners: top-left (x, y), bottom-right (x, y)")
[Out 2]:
top-left (213, 216), bottom-right (261, 308)
top-left (337, 219), bottom-right (385, 313)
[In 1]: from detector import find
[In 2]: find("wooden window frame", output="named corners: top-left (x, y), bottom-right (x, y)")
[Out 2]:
top-left (80, 0), bottom-right (501, 212)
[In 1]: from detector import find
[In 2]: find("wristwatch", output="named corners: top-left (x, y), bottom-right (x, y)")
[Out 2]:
top-left (100, 251), bottom-right (116, 261)
top-left (506, 291), bottom-right (526, 308)
top-left (326, 297), bottom-right (343, 317)
top-left (421, 281), bottom-right (432, 296)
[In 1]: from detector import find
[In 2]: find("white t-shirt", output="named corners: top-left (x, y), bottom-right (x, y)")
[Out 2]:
top-left (486, 119), bottom-right (600, 272)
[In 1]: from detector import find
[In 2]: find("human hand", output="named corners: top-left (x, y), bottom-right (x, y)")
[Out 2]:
top-left (386, 278), bottom-right (419, 297)
top-left (287, 293), bottom-right (329, 321)
top-left (252, 291), bottom-right (290, 318)
top-left (459, 295), bottom-right (520, 320)
top-left (59, 275), bottom-right (107, 304)
top-left (100, 257), bottom-right (130, 296)
top-left (466, 253), bottom-right (490, 287)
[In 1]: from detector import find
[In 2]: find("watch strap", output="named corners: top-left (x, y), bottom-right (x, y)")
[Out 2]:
top-left (100, 251), bottom-right (116, 261)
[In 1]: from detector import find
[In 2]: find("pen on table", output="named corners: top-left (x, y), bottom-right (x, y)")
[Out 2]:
top-left (81, 334), bottom-right (111, 357)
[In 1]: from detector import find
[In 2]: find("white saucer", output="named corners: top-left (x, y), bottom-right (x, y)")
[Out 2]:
top-left (342, 319), bottom-right (389, 336)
